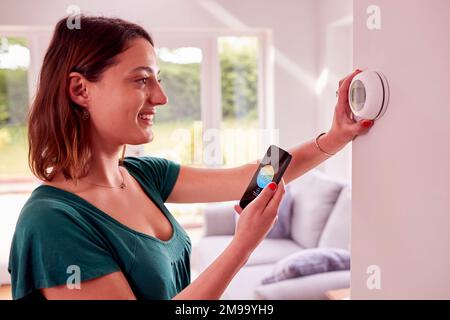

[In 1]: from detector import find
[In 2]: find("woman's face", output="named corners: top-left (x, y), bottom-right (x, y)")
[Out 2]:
top-left (86, 38), bottom-right (167, 146)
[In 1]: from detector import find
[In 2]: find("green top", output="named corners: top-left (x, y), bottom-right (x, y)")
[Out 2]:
top-left (8, 156), bottom-right (191, 300)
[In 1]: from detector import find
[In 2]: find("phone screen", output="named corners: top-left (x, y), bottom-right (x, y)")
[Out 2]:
top-left (239, 145), bottom-right (292, 209)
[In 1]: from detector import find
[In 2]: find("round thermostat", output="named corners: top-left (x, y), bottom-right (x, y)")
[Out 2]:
top-left (348, 70), bottom-right (389, 121)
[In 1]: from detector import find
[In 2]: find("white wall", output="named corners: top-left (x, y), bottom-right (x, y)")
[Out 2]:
top-left (351, 0), bottom-right (450, 299)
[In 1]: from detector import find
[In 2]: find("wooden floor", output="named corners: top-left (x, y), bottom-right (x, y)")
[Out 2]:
top-left (0, 285), bottom-right (12, 300)
top-left (325, 288), bottom-right (351, 300)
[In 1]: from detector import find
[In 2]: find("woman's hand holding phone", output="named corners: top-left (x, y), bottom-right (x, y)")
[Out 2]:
top-left (232, 179), bottom-right (286, 256)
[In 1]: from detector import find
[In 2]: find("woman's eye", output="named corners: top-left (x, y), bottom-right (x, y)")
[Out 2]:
top-left (137, 77), bottom-right (149, 85)
top-left (136, 77), bottom-right (161, 85)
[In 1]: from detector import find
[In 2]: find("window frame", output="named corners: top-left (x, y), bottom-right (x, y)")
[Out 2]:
top-left (0, 26), bottom-right (53, 108)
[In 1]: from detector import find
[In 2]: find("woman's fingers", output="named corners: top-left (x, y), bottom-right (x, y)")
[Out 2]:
top-left (236, 179), bottom-right (285, 217)
top-left (246, 182), bottom-right (278, 212)
top-left (339, 69), bottom-right (361, 92)
top-left (337, 69), bottom-right (363, 120)
top-left (263, 180), bottom-right (285, 217)
top-left (337, 69), bottom-right (361, 100)
top-left (354, 119), bottom-right (375, 135)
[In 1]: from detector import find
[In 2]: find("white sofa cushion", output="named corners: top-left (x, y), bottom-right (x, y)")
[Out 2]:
top-left (191, 236), bottom-right (303, 273)
top-left (0, 194), bottom-right (29, 285)
top-left (254, 270), bottom-right (350, 300)
top-left (289, 170), bottom-right (345, 248)
top-left (221, 264), bottom-right (274, 300)
top-left (319, 185), bottom-right (352, 249)
top-left (203, 202), bottom-right (236, 236)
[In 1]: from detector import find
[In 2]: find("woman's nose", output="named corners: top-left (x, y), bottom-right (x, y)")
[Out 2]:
top-left (148, 82), bottom-right (168, 106)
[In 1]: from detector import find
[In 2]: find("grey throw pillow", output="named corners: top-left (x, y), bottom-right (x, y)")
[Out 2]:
top-left (261, 248), bottom-right (350, 285)
top-left (267, 184), bottom-right (293, 238)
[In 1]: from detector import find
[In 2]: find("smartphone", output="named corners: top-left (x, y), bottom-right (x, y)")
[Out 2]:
top-left (239, 145), bottom-right (292, 209)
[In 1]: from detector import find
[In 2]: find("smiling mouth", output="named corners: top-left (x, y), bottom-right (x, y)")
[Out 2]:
top-left (138, 113), bottom-right (154, 125)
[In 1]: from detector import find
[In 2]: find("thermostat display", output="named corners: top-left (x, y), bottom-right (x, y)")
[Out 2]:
top-left (348, 70), bottom-right (389, 121)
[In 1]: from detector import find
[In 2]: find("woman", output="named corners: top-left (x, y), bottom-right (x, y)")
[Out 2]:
top-left (8, 15), bottom-right (373, 300)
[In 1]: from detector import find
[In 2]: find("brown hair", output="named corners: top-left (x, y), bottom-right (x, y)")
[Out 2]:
top-left (27, 15), bottom-right (153, 182)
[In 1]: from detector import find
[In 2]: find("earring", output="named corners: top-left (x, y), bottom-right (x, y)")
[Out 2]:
top-left (81, 109), bottom-right (90, 121)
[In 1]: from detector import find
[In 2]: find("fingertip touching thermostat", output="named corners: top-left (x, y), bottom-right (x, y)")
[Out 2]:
top-left (348, 70), bottom-right (389, 121)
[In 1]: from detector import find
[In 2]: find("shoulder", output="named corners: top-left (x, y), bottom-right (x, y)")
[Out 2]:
top-left (123, 155), bottom-right (179, 172)
top-left (123, 156), bottom-right (181, 201)
top-left (123, 155), bottom-right (180, 183)
top-left (15, 192), bottom-right (83, 237)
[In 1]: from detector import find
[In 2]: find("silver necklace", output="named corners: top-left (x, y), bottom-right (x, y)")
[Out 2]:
top-left (81, 166), bottom-right (127, 189)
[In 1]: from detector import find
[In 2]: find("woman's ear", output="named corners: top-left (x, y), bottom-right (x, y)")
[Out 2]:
top-left (68, 72), bottom-right (90, 109)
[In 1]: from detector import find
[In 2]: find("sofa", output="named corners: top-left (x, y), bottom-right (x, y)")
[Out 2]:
top-left (191, 169), bottom-right (352, 300)
top-left (0, 194), bottom-right (30, 286)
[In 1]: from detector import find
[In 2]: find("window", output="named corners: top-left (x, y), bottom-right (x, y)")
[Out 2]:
top-left (219, 36), bottom-right (260, 167)
top-left (144, 33), bottom-right (266, 168)
top-left (0, 36), bottom-right (30, 181)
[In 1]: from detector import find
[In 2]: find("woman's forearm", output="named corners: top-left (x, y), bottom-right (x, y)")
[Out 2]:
top-left (233, 132), bottom-right (348, 196)
top-left (283, 132), bottom-right (347, 184)
top-left (173, 239), bottom-right (251, 300)
top-left (238, 132), bottom-right (348, 187)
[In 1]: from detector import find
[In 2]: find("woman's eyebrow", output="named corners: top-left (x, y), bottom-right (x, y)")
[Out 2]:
top-left (129, 66), bottom-right (160, 75)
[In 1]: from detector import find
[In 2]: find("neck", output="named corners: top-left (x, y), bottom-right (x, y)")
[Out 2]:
top-left (84, 147), bottom-right (125, 187)
top-left (80, 130), bottom-right (126, 187)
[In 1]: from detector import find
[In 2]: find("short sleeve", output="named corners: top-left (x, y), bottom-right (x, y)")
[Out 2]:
top-left (8, 200), bottom-right (121, 300)
top-left (126, 156), bottom-right (181, 202)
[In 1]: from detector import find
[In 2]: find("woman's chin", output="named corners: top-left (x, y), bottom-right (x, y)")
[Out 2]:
top-left (142, 130), bottom-right (154, 143)
top-left (129, 129), bottom-right (154, 145)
